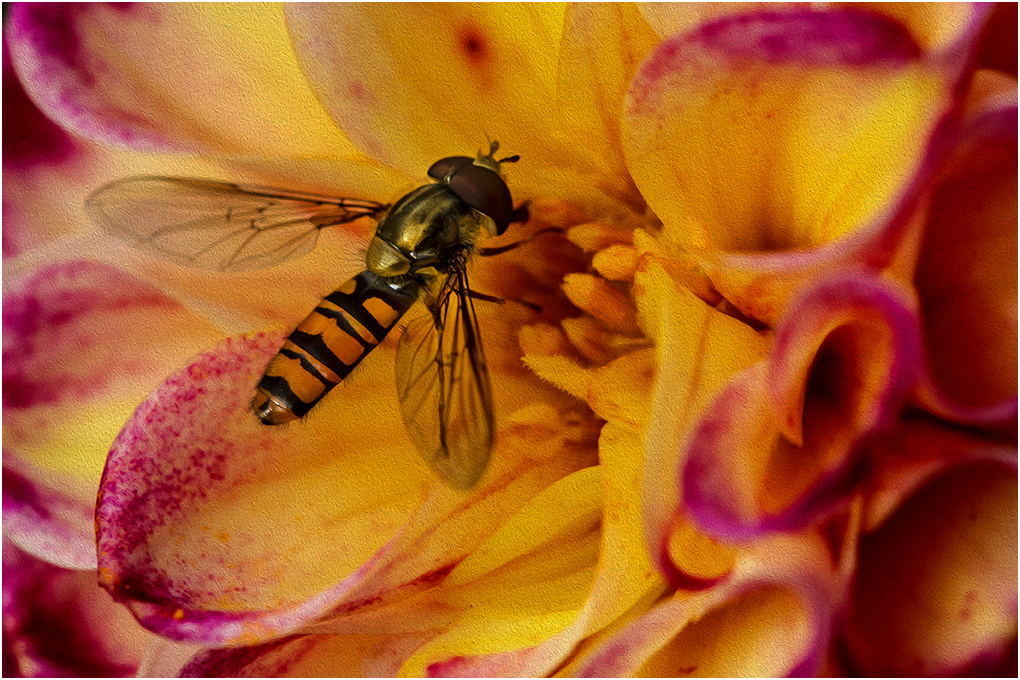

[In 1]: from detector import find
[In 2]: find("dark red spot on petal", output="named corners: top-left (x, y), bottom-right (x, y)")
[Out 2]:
top-left (346, 80), bottom-right (364, 99)
top-left (458, 27), bottom-right (489, 63)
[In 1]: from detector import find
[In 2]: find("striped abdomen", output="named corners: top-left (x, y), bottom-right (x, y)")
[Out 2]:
top-left (252, 271), bottom-right (418, 424)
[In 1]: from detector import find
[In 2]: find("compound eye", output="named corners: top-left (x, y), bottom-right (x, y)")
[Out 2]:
top-left (447, 164), bottom-right (513, 235)
top-left (427, 156), bottom-right (474, 182)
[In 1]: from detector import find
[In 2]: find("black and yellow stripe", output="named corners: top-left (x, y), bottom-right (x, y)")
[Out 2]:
top-left (252, 271), bottom-right (418, 424)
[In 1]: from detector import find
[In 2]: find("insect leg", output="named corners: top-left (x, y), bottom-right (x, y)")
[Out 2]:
top-left (476, 225), bottom-right (560, 257)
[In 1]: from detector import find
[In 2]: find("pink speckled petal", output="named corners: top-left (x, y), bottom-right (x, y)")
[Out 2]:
top-left (95, 331), bottom-right (426, 645)
top-left (623, 9), bottom-right (973, 325)
top-left (2, 539), bottom-right (155, 677)
top-left (913, 76), bottom-right (1018, 427)
top-left (683, 272), bottom-right (920, 541)
top-left (5, 4), bottom-right (358, 156)
top-left (95, 325), bottom-right (586, 646)
top-left (568, 531), bottom-right (851, 676)
top-left (845, 455), bottom-right (1017, 675)
top-left (2, 455), bottom-right (95, 568)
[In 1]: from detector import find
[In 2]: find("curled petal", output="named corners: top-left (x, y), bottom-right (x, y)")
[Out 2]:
top-left (624, 9), bottom-right (965, 323)
top-left (845, 457), bottom-right (1018, 676)
top-left (626, 9), bottom-right (929, 251)
top-left (913, 76), bottom-right (1018, 426)
top-left (861, 416), bottom-right (1018, 532)
top-left (6, 4), bottom-right (357, 156)
top-left (683, 272), bottom-right (920, 541)
top-left (568, 532), bottom-right (848, 677)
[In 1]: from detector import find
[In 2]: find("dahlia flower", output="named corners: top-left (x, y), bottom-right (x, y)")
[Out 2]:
top-left (4, 3), bottom-right (1015, 677)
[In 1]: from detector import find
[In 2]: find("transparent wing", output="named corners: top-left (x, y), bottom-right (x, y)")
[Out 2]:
top-left (85, 176), bottom-right (388, 271)
top-left (395, 261), bottom-right (495, 489)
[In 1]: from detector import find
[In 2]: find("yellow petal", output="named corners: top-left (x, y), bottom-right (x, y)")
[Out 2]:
top-left (557, 3), bottom-right (660, 205)
top-left (285, 4), bottom-right (616, 209)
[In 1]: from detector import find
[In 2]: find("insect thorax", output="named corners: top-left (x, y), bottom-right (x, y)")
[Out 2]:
top-left (366, 184), bottom-right (486, 282)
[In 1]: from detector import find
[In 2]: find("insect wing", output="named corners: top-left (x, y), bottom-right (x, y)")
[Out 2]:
top-left (395, 267), bottom-right (495, 489)
top-left (85, 176), bottom-right (387, 271)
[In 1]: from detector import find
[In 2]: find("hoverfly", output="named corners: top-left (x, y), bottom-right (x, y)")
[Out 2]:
top-left (86, 142), bottom-right (529, 489)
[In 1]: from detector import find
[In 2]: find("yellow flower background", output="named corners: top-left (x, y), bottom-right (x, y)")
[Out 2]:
top-left (3, 4), bottom-right (1016, 677)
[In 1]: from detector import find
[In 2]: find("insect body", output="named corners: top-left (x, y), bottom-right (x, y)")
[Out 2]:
top-left (86, 142), bottom-right (525, 489)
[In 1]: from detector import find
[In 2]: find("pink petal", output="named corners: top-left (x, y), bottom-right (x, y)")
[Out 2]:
top-left (844, 456), bottom-right (1017, 675)
top-left (913, 85), bottom-right (1018, 427)
top-left (2, 41), bottom-right (84, 175)
top-left (3, 261), bottom-right (215, 411)
top-left (3, 261), bottom-right (223, 560)
top-left (6, 4), bottom-right (189, 152)
top-left (2, 38), bottom-right (100, 260)
top-left (6, 4), bottom-right (358, 157)
top-left (2, 539), bottom-right (154, 677)
top-left (683, 272), bottom-right (920, 541)
top-left (2, 455), bottom-right (95, 569)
